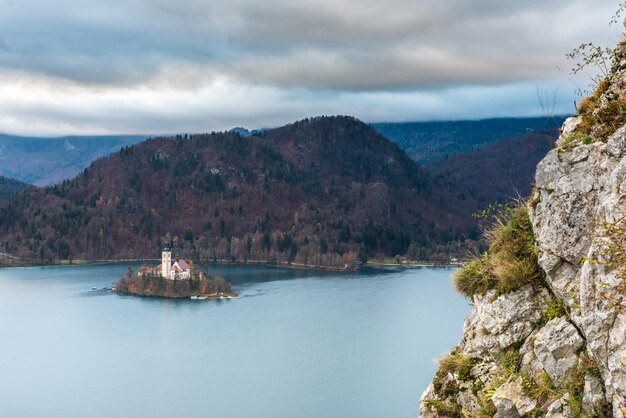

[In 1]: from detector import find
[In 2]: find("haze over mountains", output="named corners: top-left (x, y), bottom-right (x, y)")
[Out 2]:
top-left (0, 134), bottom-right (145, 186)
top-left (372, 116), bottom-right (565, 164)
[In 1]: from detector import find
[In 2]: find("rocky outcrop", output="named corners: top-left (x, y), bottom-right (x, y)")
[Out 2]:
top-left (532, 317), bottom-right (584, 386)
top-left (420, 42), bottom-right (626, 418)
top-left (530, 116), bottom-right (626, 416)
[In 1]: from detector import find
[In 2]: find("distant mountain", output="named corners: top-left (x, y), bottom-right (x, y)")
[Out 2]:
top-left (0, 117), bottom-right (566, 188)
top-left (0, 116), bottom-right (475, 267)
top-left (229, 127), bottom-right (254, 137)
top-left (0, 176), bottom-right (30, 202)
top-left (229, 127), bottom-right (268, 137)
top-left (0, 134), bottom-right (146, 186)
top-left (372, 116), bottom-right (567, 164)
top-left (430, 130), bottom-right (557, 212)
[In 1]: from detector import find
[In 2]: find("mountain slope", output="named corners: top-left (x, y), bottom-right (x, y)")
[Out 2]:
top-left (430, 130), bottom-right (557, 212)
top-left (0, 176), bottom-right (30, 202)
top-left (0, 116), bottom-right (474, 267)
top-left (372, 116), bottom-right (566, 164)
top-left (0, 134), bottom-right (146, 186)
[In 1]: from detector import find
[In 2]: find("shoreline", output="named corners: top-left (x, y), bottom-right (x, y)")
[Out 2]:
top-left (0, 257), bottom-right (463, 271)
top-left (115, 289), bottom-right (240, 300)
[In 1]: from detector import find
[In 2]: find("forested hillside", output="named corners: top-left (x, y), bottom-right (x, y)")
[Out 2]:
top-left (372, 116), bottom-right (565, 164)
top-left (0, 176), bottom-right (30, 202)
top-left (430, 130), bottom-right (557, 213)
top-left (0, 116), bottom-right (477, 267)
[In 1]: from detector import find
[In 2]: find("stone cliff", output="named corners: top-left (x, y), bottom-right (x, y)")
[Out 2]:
top-left (420, 43), bottom-right (626, 417)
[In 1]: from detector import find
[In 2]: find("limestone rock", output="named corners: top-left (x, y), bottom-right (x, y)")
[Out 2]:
top-left (532, 122), bottom-right (626, 414)
top-left (418, 383), bottom-right (439, 418)
top-left (461, 286), bottom-right (548, 357)
top-left (560, 116), bottom-right (582, 138)
top-left (420, 42), bottom-right (626, 415)
top-left (533, 317), bottom-right (584, 386)
top-left (545, 395), bottom-right (572, 418)
top-left (492, 377), bottom-right (537, 417)
top-left (583, 374), bottom-right (606, 415)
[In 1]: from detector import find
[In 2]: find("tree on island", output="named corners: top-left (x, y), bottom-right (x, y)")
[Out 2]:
top-left (115, 265), bottom-right (235, 298)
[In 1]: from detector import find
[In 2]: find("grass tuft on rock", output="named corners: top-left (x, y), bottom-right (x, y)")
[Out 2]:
top-left (438, 351), bottom-right (477, 381)
top-left (539, 297), bottom-right (567, 326)
top-left (455, 205), bottom-right (544, 298)
top-left (573, 76), bottom-right (626, 142)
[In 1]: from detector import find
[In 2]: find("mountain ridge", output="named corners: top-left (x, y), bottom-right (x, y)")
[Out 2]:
top-left (0, 116), bottom-right (475, 268)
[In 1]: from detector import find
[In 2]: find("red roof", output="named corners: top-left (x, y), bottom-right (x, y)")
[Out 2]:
top-left (177, 259), bottom-right (190, 270)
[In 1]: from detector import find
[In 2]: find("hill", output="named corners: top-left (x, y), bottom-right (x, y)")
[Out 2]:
top-left (0, 176), bottom-right (30, 202)
top-left (0, 116), bottom-right (476, 268)
top-left (372, 116), bottom-right (566, 164)
top-left (0, 117), bottom-right (564, 188)
top-left (429, 130), bottom-right (557, 213)
top-left (0, 134), bottom-right (146, 186)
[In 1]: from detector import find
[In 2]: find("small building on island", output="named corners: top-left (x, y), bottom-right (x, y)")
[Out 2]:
top-left (139, 244), bottom-right (191, 280)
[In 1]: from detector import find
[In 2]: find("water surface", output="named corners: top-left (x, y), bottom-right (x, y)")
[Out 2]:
top-left (0, 263), bottom-right (468, 418)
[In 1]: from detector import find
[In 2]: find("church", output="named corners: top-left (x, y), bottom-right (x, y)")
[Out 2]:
top-left (140, 243), bottom-right (191, 280)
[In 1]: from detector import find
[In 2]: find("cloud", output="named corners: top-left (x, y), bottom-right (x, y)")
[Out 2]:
top-left (0, 0), bottom-right (622, 134)
top-left (0, 0), bottom-right (619, 88)
top-left (0, 71), bottom-right (577, 136)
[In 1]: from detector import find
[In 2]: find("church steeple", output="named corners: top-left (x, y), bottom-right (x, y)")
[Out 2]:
top-left (161, 235), bottom-right (172, 279)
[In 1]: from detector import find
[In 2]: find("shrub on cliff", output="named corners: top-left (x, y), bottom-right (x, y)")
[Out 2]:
top-left (455, 205), bottom-right (544, 298)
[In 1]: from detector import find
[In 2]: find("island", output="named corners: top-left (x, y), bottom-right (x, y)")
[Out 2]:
top-left (115, 243), bottom-right (238, 299)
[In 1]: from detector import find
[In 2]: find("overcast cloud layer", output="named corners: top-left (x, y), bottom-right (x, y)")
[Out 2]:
top-left (0, 0), bottom-right (622, 135)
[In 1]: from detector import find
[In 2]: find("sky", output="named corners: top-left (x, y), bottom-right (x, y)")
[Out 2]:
top-left (0, 0), bottom-right (623, 136)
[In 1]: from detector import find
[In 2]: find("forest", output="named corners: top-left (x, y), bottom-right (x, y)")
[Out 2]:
top-left (0, 116), bottom-right (534, 268)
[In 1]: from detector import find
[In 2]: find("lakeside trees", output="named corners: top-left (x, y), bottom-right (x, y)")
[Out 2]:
top-left (116, 267), bottom-right (233, 298)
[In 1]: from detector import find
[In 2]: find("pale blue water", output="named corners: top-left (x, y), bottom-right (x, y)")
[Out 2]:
top-left (0, 264), bottom-right (469, 418)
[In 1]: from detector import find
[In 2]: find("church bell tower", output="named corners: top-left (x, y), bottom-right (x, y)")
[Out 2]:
top-left (161, 242), bottom-right (172, 279)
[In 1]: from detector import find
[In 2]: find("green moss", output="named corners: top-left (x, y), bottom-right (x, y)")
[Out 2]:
top-left (454, 205), bottom-right (544, 298)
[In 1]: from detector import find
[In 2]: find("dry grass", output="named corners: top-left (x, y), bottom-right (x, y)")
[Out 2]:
top-left (574, 77), bottom-right (626, 142)
top-left (455, 205), bottom-right (544, 298)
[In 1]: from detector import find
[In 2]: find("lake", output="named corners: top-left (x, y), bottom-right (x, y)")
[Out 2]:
top-left (0, 263), bottom-right (468, 418)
